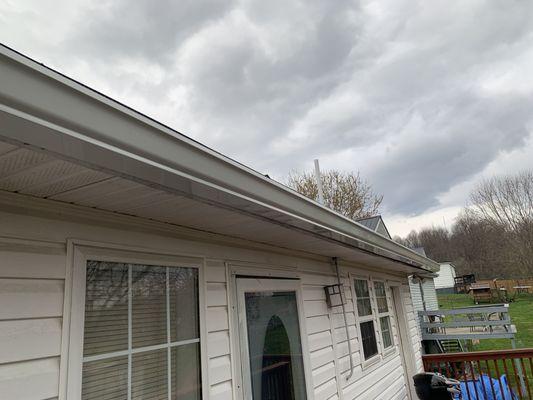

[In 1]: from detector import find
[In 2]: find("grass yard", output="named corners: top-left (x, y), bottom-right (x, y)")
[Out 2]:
top-left (437, 293), bottom-right (533, 350)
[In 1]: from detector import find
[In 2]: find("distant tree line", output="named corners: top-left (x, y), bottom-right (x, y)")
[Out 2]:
top-left (395, 171), bottom-right (533, 279)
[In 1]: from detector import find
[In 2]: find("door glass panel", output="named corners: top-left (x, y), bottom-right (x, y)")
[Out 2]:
top-left (245, 291), bottom-right (307, 400)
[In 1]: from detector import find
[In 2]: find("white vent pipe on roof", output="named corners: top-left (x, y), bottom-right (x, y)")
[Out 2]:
top-left (314, 159), bottom-right (325, 205)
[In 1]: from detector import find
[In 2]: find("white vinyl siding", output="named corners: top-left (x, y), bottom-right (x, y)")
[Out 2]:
top-left (301, 273), bottom-right (341, 400)
top-left (0, 206), bottom-right (426, 400)
top-left (409, 277), bottom-right (439, 313)
top-left (401, 284), bottom-right (424, 373)
top-left (423, 279), bottom-right (439, 310)
top-left (204, 260), bottom-right (233, 400)
top-left (0, 248), bottom-right (65, 400)
top-left (434, 264), bottom-right (457, 289)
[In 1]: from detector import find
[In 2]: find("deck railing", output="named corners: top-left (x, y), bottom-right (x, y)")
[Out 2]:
top-left (422, 348), bottom-right (533, 399)
top-left (419, 304), bottom-right (516, 341)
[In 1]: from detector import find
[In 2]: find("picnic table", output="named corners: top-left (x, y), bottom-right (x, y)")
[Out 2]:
top-left (513, 285), bottom-right (531, 294)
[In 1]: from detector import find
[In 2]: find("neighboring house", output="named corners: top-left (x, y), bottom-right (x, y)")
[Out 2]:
top-left (356, 220), bottom-right (439, 314)
top-left (408, 249), bottom-right (439, 313)
top-left (409, 277), bottom-right (439, 312)
top-left (0, 45), bottom-right (439, 400)
top-left (357, 222), bottom-right (439, 337)
top-left (356, 215), bottom-right (392, 239)
top-left (434, 262), bottom-right (457, 294)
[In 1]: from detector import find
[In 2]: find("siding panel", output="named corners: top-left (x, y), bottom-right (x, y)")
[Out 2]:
top-left (0, 251), bottom-right (65, 279)
top-left (205, 260), bottom-right (233, 399)
top-left (0, 318), bottom-right (62, 364)
top-left (210, 380), bottom-right (233, 400)
top-left (301, 276), bottom-right (339, 399)
top-left (0, 247), bottom-right (65, 400)
top-left (0, 279), bottom-right (64, 320)
top-left (0, 357), bottom-right (60, 400)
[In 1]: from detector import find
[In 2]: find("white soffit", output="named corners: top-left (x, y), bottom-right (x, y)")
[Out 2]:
top-left (0, 142), bottom-right (416, 272)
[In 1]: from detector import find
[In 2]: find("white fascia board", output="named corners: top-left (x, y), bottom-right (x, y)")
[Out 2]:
top-left (0, 45), bottom-right (439, 273)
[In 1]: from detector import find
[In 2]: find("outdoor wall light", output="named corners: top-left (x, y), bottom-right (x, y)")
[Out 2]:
top-left (324, 284), bottom-right (346, 308)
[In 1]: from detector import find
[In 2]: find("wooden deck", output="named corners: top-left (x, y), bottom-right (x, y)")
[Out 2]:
top-left (418, 304), bottom-right (516, 341)
top-left (423, 348), bottom-right (533, 399)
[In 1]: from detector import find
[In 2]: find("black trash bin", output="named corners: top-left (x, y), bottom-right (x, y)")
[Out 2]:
top-left (413, 372), bottom-right (460, 400)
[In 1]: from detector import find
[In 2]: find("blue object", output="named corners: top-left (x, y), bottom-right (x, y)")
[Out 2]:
top-left (455, 374), bottom-right (516, 400)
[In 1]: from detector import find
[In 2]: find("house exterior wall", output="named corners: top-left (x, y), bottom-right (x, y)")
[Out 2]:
top-left (434, 264), bottom-right (456, 290)
top-left (409, 278), bottom-right (439, 313)
top-left (0, 203), bottom-right (422, 400)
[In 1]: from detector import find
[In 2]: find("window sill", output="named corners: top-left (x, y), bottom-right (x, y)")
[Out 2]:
top-left (361, 353), bottom-right (381, 370)
top-left (382, 345), bottom-right (397, 359)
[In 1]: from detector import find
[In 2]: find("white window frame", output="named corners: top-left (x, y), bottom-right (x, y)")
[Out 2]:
top-left (373, 280), bottom-right (395, 356)
top-left (352, 276), bottom-right (381, 366)
top-left (351, 275), bottom-right (397, 369)
top-left (65, 244), bottom-right (207, 400)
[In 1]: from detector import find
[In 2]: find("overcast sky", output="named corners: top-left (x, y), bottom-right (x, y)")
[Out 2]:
top-left (1, 0), bottom-right (532, 236)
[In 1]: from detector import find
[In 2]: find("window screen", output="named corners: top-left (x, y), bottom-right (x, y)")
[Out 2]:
top-left (82, 260), bottom-right (201, 400)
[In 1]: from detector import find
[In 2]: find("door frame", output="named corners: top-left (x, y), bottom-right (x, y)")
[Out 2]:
top-left (228, 266), bottom-right (314, 400)
top-left (389, 284), bottom-right (417, 400)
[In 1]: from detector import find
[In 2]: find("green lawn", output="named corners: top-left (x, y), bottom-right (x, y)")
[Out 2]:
top-left (437, 293), bottom-right (533, 350)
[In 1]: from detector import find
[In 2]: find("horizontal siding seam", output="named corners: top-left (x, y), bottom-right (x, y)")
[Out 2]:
top-left (0, 277), bottom-right (65, 282)
top-left (0, 314), bottom-right (63, 322)
top-left (0, 354), bottom-right (59, 367)
top-left (0, 315), bottom-right (62, 323)
top-left (313, 376), bottom-right (337, 391)
top-left (0, 276), bottom-right (65, 281)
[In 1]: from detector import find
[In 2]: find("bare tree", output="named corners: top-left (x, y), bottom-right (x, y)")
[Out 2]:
top-left (396, 171), bottom-right (533, 279)
top-left (470, 171), bottom-right (533, 230)
top-left (286, 170), bottom-right (383, 219)
top-left (469, 171), bottom-right (533, 275)
top-left (394, 227), bottom-right (454, 263)
top-left (451, 210), bottom-right (513, 278)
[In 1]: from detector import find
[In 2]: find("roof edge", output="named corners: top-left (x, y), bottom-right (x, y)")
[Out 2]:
top-left (0, 44), bottom-right (439, 273)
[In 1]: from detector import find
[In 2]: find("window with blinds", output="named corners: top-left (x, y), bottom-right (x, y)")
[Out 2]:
top-left (82, 260), bottom-right (201, 400)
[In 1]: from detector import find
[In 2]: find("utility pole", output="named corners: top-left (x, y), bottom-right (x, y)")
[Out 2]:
top-left (314, 159), bottom-right (325, 205)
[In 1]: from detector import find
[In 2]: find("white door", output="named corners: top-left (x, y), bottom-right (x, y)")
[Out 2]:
top-left (235, 278), bottom-right (309, 400)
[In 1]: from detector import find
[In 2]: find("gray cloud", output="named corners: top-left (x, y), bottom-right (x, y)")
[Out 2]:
top-left (1, 0), bottom-right (533, 218)
top-left (66, 0), bottom-right (234, 64)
